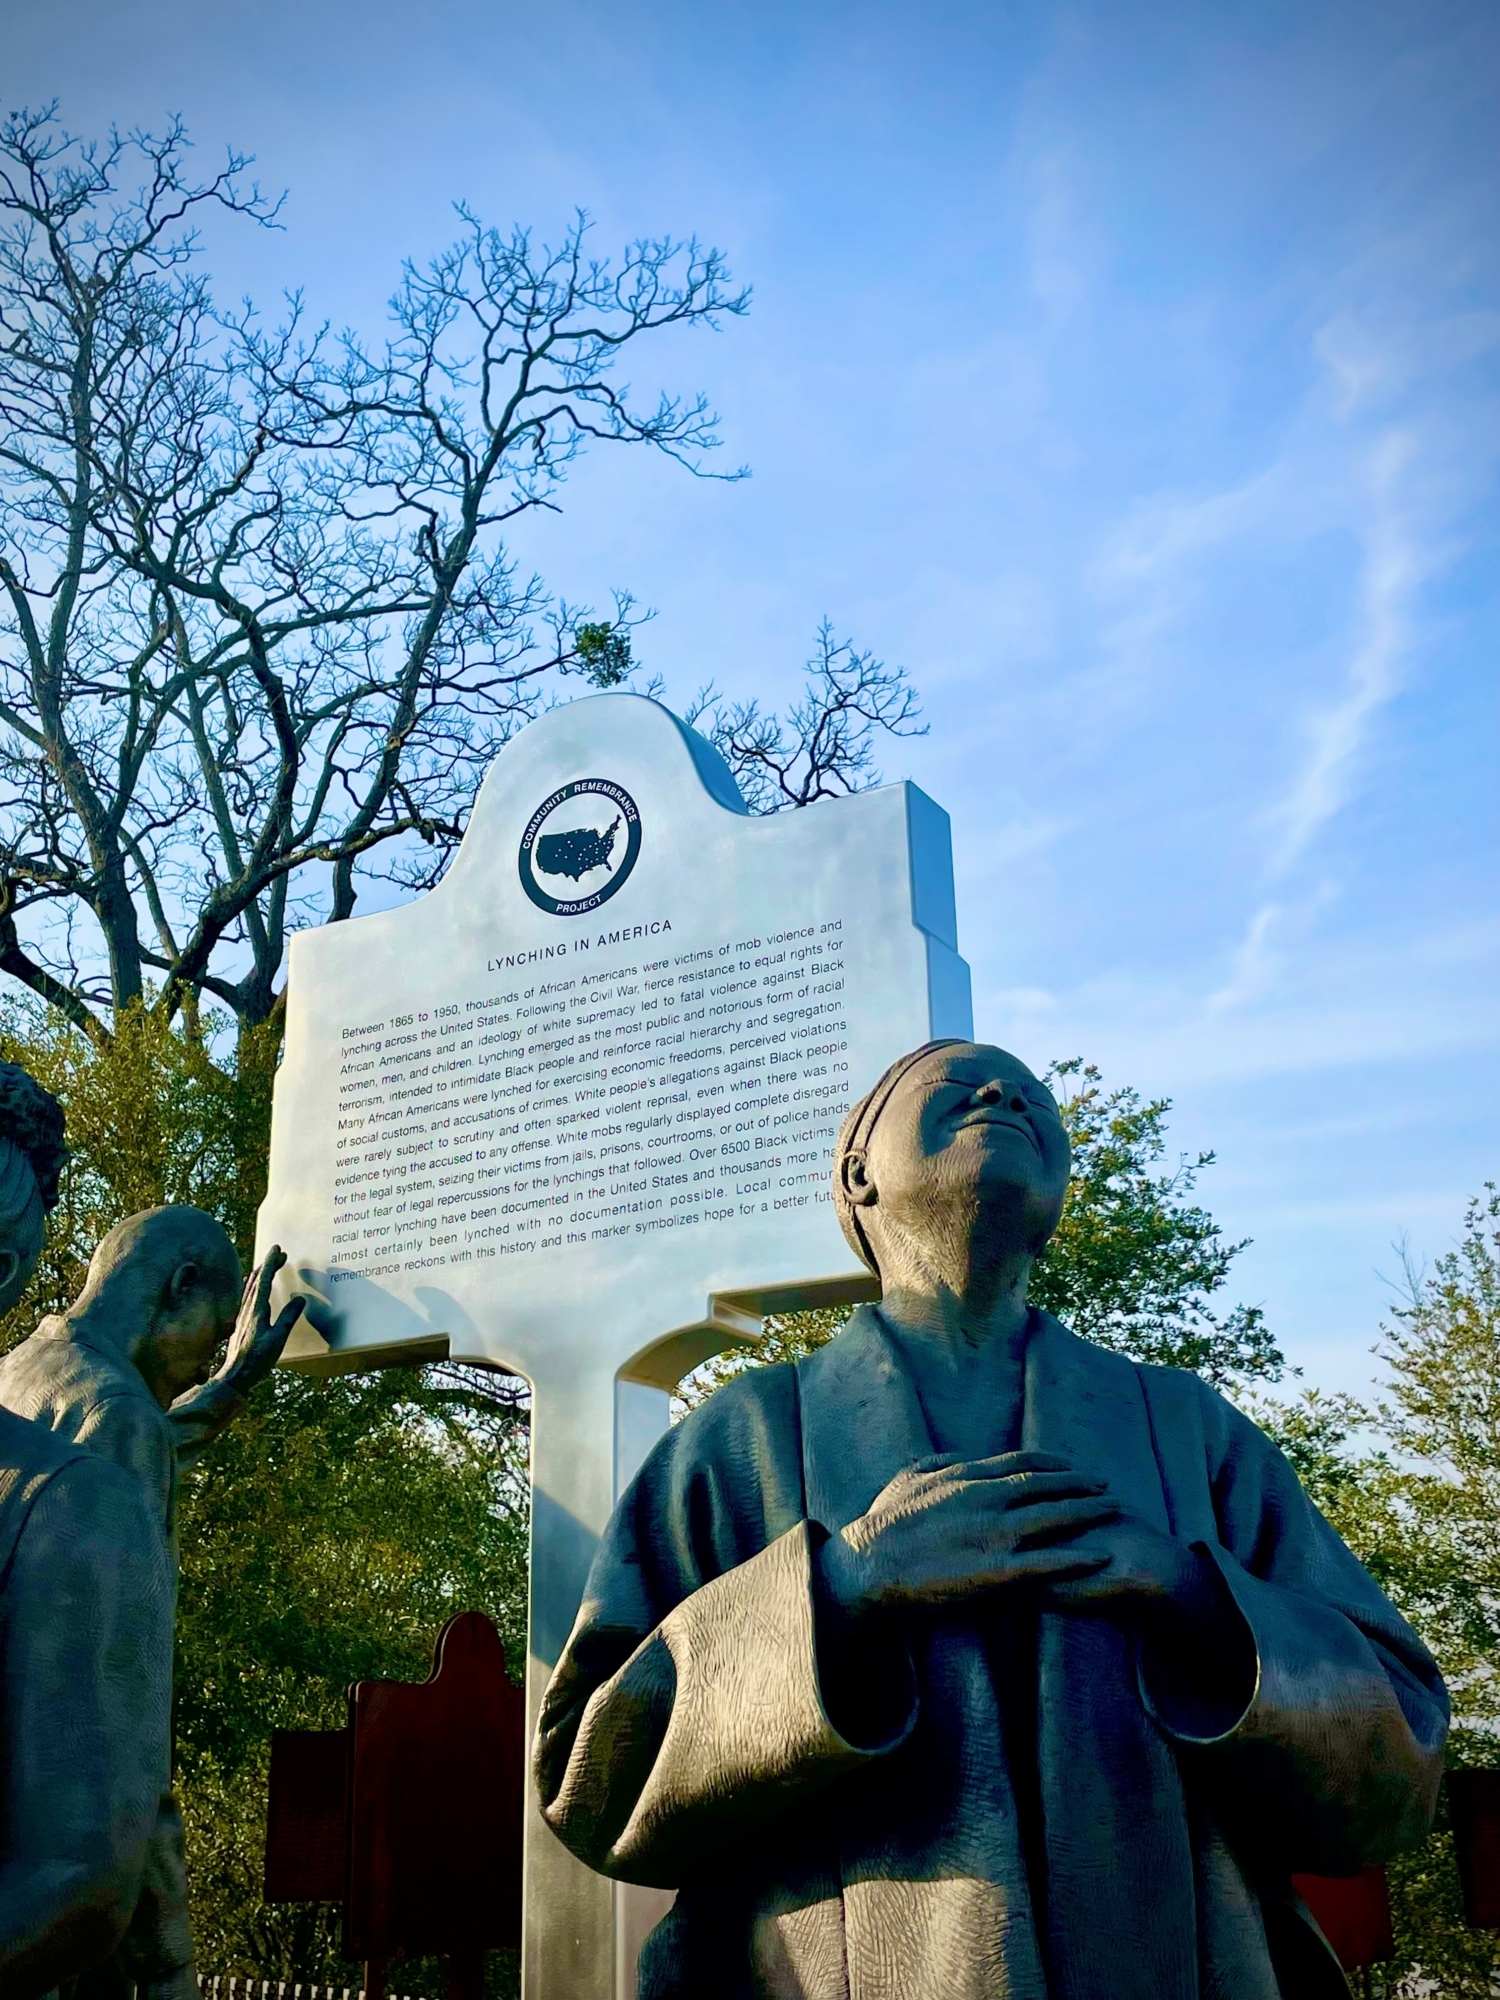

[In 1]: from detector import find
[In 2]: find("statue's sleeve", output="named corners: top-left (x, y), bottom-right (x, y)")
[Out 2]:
top-left (166, 1377), bottom-right (245, 1467)
top-left (1141, 1382), bottom-right (1448, 1874)
top-left (535, 1372), bottom-right (915, 1888)
top-left (0, 1454), bottom-right (174, 1996)
top-left (115, 1794), bottom-right (195, 1991)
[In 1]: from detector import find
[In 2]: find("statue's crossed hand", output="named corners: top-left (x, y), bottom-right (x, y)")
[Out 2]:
top-left (814, 1447), bottom-right (1253, 1729)
top-left (814, 1450), bottom-right (1118, 1626)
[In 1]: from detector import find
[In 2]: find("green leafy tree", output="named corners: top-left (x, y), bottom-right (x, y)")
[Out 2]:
top-left (178, 1363), bottom-right (529, 1987)
top-left (1028, 1061), bottom-right (1280, 1381)
top-left (1249, 1188), bottom-right (1500, 1997)
top-left (0, 997), bottom-right (278, 1343)
top-left (1370, 1188), bottom-right (1500, 1735)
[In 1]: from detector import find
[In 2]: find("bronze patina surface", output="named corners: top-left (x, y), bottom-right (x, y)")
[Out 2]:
top-left (0, 1196), bottom-right (304, 1999)
top-left (537, 1042), bottom-right (1448, 2000)
top-left (0, 1065), bottom-right (175, 1997)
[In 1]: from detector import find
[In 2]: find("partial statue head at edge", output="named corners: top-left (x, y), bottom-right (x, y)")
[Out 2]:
top-left (0, 1060), bottom-right (67, 1315)
top-left (833, 1041), bottom-right (1071, 1287)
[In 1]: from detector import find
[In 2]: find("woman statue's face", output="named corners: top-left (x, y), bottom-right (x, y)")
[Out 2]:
top-left (844, 1044), bottom-right (1071, 1270)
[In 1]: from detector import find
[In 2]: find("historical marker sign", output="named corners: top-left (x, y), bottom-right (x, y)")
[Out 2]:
top-left (256, 692), bottom-right (972, 1998)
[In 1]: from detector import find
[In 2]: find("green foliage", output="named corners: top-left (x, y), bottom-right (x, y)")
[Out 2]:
top-left (1249, 1188), bottom-right (1500, 1995)
top-left (1374, 1187), bottom-right (1500, 1739)
top-left (681, 1060), bottom-right (1278, 1404)
top-left (178, 1363), bottom-right (529, 1987)
top-left (1258, 1191), bottom-right (1500, 1745)
top-left (0, 999), bottom-right (278, 1349)
top-left (572, 620), bottom-right (634, 687)
top-left (1031, 1061), bottom-right (1281, 1383)
top-left (1381, 1826), bottom-right (1500, 2000)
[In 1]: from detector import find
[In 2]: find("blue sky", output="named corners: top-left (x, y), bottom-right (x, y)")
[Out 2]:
top-left (10, 0), bottom-right (1497, 1395)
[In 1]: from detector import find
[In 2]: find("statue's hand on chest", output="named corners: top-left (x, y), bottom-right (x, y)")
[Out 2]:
top-left (813, 1449), bottom-right (1119, 1627)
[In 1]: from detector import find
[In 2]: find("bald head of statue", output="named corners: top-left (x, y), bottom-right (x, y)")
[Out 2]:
top-left (833, 1041), bottom-right (1072, 1295)
top-left (66, 1205), bottom-right (244, 1409)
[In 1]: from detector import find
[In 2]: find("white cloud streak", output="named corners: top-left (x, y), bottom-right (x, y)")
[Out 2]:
top-left (1264, 427), bottom-right (1430, 877)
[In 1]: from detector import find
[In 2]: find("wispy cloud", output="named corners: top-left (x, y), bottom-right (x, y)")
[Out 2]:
top-left (1264, 427), bottom-right (1432, 876)
top-left (1208, 899), bottom-right (1288, 1014)
top-left (1208, 885), bottom-right (1343, 1014)
top-left (1090, 457), bottom-right (1299, 663)
top-left (1085, 265), bottom-right (1495, 1032)
top-left (978, 909), bottom-right (1500, 1093)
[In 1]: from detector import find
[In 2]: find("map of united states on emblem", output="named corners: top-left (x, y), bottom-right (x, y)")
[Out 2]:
top-left (535, 815), bottom-right (621, 881)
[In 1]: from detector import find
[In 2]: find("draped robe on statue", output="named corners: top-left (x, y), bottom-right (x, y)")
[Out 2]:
top-left (536, 1308), bottom-right (1447, 2000)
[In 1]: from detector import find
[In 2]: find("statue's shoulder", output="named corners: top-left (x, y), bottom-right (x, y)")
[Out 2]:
top-left (1030, 1311), bottom-right (1250, 1454)
top-left (1028, 1309), bottom-right (1157, 1392)
top-left (622, 1359), bottom-right (806, 1557)
top-left (0, 1325), bottom-right (153, 1421)
top-left (670, 1357), bottom-right (802, 1453)
top-left (1036, 1311), bottom-right (1223, 1398)
top-left (0, 1407), bottom-right (166, 1611)
top-left (0, 1403), bottom-right (87, 1478)
top-left (1113, 1343), bottom-right (1246, 1422)
top-left (1056, 1325), bottom-right (1272, 1470)
top-left (0, 1404), bottom-right (95, 1572)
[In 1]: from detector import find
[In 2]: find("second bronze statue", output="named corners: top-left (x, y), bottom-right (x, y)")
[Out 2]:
top-left (0, 1187), bottom-right (305, 2000)
top-left (537, 1040), bottom-right (1448, 2000)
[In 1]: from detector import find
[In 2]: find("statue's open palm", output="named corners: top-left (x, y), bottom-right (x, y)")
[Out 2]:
top-left (213, 1246), bottom-right (305, 1392)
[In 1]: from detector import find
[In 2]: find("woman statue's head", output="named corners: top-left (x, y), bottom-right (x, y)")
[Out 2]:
top-left (832, 1040), bottom-right (1071, 1291)
top-left (0, 1060), bottom-right (67, 1314)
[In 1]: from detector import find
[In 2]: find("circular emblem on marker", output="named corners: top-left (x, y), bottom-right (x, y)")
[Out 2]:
top-left (519, 779), bottom-right (642, 916)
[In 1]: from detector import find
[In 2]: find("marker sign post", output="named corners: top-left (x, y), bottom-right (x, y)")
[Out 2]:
top-left (257, 694), bottom-right (972, 1999)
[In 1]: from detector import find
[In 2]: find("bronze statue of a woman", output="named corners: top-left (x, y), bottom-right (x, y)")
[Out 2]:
top-left (537, 1041), bottom-right (1447, 2000)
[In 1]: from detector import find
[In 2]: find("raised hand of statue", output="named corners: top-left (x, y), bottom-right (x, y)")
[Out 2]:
top-left (814, 1449), bottom-right (1118, 1628)
top-left (166, 1246), bottom-right (305, 1461)
top-left (209, 1246), bottom-right (306, 1394)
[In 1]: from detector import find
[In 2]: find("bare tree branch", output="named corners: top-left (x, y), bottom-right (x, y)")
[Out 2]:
top-left (687, 620), bottom-right (925, 812)
top-left (0, 110), bottom-right (747, 1044)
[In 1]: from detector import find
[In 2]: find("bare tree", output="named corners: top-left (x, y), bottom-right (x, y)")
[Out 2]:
top-left (689, 619), bottom-right (923, 811)
top-left (0, 108), bottom-right (743, 1045)
top-left (0, 108), bottom-right (922, 1057)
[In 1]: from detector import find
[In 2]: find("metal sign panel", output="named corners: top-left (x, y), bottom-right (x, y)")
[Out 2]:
top-left (257, 693), bottom-right (972, 1998)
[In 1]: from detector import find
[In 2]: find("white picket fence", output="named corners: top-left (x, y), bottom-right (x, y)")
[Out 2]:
top-left (197, 1979), bottom-right (430, 2000)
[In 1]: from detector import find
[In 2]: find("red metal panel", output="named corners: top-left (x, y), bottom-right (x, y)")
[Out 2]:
top-left (343, 1612), bottom-right (525, 1959)
top-left (264, 1729), bottom-right (349, 1903)
top-left (1447, 1769), bottom-right (1500, 1928)
top-left (1292, 1867), bottom-right (1393, 1970)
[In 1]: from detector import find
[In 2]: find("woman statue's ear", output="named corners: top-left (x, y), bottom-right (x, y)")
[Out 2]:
top-left (840, 1147), bottom-right (878, 1209)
